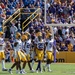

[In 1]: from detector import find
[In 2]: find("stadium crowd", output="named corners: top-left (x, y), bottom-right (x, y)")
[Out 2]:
top-left (46, 0), bottom-right (75, 24)
top-left (53, 26), bottom-right (75, 51)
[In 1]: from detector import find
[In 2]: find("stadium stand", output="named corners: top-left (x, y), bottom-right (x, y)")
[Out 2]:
top-left (53, 26), bottom-right (75, 51)
top-left (46, 0), bottom-right (75, 24)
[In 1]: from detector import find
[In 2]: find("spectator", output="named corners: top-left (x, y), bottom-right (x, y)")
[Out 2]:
top-left (10, 23), bottom-right (18, 33)
top-left (10, 22), bottom-right (18, 38)
top-left (60, 42), bottom-right (67, 51)
top-left (5, 26), bottom-right (11, 38)
top-left (67, 40), bottom-right (73, 52)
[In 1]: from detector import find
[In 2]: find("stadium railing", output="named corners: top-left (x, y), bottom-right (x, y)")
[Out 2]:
top-left (3, 9), bottom-right (20, 32)
top-left (3, 8), bottom-right (41, 32)
top-left (22, 8), bottom-right (41, 31)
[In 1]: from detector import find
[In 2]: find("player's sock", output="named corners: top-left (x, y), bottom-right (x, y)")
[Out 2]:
top-left (36, 63), bottom-right (39, 70)
top-left (43, 62), bottom-right (49, 71)
top-left (2, 60), bottom-right (5, 69)
top-left (46, 59), bottom-right (50, 68)
top-left (32, 60), bottom-right (35, 68)
top-left (36, 60), bottom-right (40, 70)
top-left (28, 61), bottom-right (32, 70)
top-left (39, 61), bottom-right (41, 71)
top-left (48, 64), bottom-right (51, 72)
top-left (48, 64), bottom-right (50, 69)
top-left (44, 64), bottom-right (48, 68)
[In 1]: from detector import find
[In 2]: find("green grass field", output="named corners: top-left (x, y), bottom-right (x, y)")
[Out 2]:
top-left (0, 63), bottom-right (75, 75)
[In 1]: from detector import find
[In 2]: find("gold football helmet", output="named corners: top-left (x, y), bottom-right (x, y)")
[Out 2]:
top-left (24, 32), bottom-right (30, 39)
top-left (16, 32), bottom-right (21, 39)
top-left (36, 32), bottom-right (42, 37)
top-left (46, 32), bottom-right (52, 39)
top-left (0, 31), bottom-right (4, 37)
top-left (24, 32), bottom-right (30, 36)
top-left (21, 35), bottom-right (27, 41)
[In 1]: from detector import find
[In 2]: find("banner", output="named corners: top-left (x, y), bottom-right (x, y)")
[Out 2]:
top-left (56, 52), bottom-right (75, 63)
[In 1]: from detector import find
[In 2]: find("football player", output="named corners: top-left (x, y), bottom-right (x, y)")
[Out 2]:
top-left (24, 32), bottom-right (35, 72)
top-left (21, 34), bottom-right (28, 73)
top-left (0, 31), bottom-right (7, 71)
top-left (35, 31), bottom-right (45, 73)
top-left (43, 32), bottom-right (59, 72)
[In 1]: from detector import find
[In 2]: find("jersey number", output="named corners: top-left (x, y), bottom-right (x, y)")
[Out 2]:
top-left (49, 43), bottom-right (52, 48)
top-left (26, 43), bottom-right (30, 48)
top-left (38, 43), bottom-right (44, 49)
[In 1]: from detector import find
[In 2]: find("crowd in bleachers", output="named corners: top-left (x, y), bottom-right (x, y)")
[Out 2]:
top-left (46, 0), bottom-right (75, 24)
top-left (53, 26), bottom-right (75, 51)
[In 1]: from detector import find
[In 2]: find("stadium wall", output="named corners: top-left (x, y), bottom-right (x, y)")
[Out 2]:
top-left (56, 52), bottom-right (75, 63)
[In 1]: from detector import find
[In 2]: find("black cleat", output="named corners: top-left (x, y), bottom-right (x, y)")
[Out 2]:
top-left (2, 68), bottom-right (8, 71)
